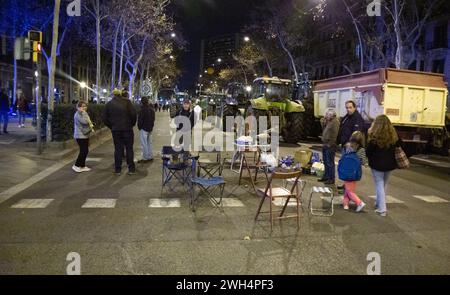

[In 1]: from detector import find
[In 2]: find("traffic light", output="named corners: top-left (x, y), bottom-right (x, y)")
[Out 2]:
top-left (32, 41), bottom-right (42, 63)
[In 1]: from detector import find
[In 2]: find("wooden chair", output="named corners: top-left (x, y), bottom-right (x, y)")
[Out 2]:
top-left (255, 170), bottom-right (302, 230)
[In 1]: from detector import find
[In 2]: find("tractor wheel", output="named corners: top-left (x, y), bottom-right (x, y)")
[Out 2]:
top-left (222, 104), bottom-right (239, 131)
top-left (246, 106), bottom-right (269, 135)
top-left (282, 112), bottom-right (311, 144)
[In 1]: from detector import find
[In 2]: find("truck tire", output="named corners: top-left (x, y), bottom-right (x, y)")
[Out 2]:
top-left (282, 112), bottom-right (310, 144)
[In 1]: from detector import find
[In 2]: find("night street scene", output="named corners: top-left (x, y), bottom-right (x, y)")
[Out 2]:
top-left (0, 0), bottom-right (450, 283)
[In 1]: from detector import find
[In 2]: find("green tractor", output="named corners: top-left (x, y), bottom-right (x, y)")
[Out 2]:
top-left (246, 77), bottom-right (308, 144)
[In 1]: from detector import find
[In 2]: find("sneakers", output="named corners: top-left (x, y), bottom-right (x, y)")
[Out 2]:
top-left (324, 179), bottom-right (335, 185)
top-left (375, 209), bottom-right (387, 217)
top-left (72, 165), bottom-right (82, 173)
top-left (73, 166), bottom-right (91, 173)
top-left (343, 205), bottom-right (349, 210)
top-left (128, 170), bottom-right (137, 175)
top-left (317, 178), bottom-right (328, 182)
top-left (356, 202), bottom-right (366, 213)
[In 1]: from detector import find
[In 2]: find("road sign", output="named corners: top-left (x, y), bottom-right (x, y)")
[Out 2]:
top-left (14, 37), bottom-right (31, 60)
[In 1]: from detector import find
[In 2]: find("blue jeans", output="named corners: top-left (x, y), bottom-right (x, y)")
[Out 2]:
top-left (18, 111), bottom-right (26, 125)
top-left (140, 129), bottom-right (153, 160)
top-left (0, 111), bottom-right (8, 132)
top-left (322, 145), bottom-right (336, 181)
top-left (371, 169), bottom-right (392, 213)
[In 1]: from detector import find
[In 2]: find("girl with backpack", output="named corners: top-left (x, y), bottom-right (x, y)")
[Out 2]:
top-left (340, 131), bottom-right (368, 212)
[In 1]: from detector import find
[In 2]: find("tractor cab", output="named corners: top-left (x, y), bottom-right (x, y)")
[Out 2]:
top-left (251, 77), bottom-right (292, 102)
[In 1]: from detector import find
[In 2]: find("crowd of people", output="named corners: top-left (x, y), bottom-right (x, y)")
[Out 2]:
top-left (320, 100), bottom-right (406, 217)
top-left (72, 89), bottom-right (194, 176)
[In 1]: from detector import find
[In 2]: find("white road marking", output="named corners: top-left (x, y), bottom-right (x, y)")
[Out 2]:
top-left (368, 195), bottom-right (404, 204)
top-left (412, 195), bottom-right (449, 203)
top-left (86, 157), bottom-right (102, 162)
top-left (11, 199), bottom-right (54, 209)
top-left (213, 198), bottom-right (245, 207)
top-left (82, 199), bottom-right (116, 208)
top-left (0, 158), bottom-right (72, 205)
top-left (0, 135), bottom-right (110, 205)
top-left (149, 198), bottom-right (181, 208)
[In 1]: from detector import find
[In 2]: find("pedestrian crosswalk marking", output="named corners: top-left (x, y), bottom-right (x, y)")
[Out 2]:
top-left (212, 198), bottom-right (245, 207)
top-left (86, 157), bottom-right (102, 162)
top-left (412, 195), bottom-right (449, 203)
top-left (368, 195), bottom-right (404, 204)
top-left (81, 199), bottom-right (116, 208)
top-left (11, 199), bottom-right (54, 209)
top-left (149, 198), bottom-right (181, 208)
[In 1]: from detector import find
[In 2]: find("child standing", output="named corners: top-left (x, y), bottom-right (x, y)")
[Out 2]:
top-left (342, 131), bottom-right (368, 212)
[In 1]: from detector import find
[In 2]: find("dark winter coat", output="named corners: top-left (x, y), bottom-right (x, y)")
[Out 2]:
top-left (138, 104), bottom-right (155, 133)
top-left (338, 110), bottom-right (365, 146)
top-left (102, 96), bottom-right (137, 131)
top-left (0, 92), bottom-right (10, 112)
top-left (366, 139), bottom-right (402, 172)
top-left (175, 108), bottom-right (194, 132)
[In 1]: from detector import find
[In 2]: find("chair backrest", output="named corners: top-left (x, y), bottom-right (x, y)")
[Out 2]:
top-left (162, 146), bottom-right (184, 155)
top-left (271, 170), bottom-right (301, 180)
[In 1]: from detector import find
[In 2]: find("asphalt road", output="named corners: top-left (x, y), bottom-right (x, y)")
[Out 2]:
top-left (0, 112), bottom-right (449, 275)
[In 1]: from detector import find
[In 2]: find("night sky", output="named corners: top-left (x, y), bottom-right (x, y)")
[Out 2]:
top-left (172, 0), bottom-right (262, 91)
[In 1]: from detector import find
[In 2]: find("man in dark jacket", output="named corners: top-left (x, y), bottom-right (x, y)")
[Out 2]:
top-left (0, 88), bottom-right (10, 134)
top-left (338, 100), bottom-right (365, 146)
top-left (103, 89), bottom-right (137, 175)
top-left (137, 97), bottom-right (155, 163)
top-left (174, 99), bottom-right (194, 148)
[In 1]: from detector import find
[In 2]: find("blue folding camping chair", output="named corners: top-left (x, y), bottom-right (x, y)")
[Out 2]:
top-left (161, 146), bottom-right (191, 192)
top-left (188, 156), bottom-right (226, 212)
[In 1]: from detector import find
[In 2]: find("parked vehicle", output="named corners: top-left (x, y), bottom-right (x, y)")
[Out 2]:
top-left (313, 68), bottom-right (449, 155)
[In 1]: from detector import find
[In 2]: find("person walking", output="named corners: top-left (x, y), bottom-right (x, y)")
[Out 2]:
top-left (0, 88), bottom-right (10, 134)
top-left (17, 93), bottom-right (28, 128)
top-left (72, 101), bottom-right (94, 173)
top-left (338, 100), bottom-right (365, 147)
top-left (319, 109), bottom-right (340, 185)
top-left (366, 115), bottom-right (402, 217)
top-left (341, 131), bottom-right (368, 212)
top-left (137, 97), bottom-right (155, 163)
top-left (103, 89), bottom-right (137, 175)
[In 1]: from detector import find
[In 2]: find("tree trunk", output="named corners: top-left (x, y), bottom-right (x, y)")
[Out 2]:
top-left (95, 0), bottom-right (101, 100)
top-left (342, 0), bottom-right (364, 72)
top-left (118, 25), bottom-right (125, 88)
top-left (69, 46), bottom-right (73, 102)
top-left (47, 0), bottom-right (61, 143)
top-left (277, 31), bottom-right (298, 83)
top-left (111, 18), bottom-right (122, 92)
top-left (394, 0), bottom-right (403, 69)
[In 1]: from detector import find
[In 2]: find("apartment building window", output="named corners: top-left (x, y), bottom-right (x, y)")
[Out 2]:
top-left (432, 59), bottom-right (445, 73)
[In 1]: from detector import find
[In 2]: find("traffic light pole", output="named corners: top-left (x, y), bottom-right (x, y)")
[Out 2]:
top-left (35, 56), bottom-right (42, 155)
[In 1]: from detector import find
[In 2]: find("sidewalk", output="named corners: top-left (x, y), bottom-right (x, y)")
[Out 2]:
top-left (0, 116), bottom-right (37, 145)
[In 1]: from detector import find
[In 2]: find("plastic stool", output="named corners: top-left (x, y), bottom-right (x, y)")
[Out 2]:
top-left (308, 186), bottom-right (334, 216)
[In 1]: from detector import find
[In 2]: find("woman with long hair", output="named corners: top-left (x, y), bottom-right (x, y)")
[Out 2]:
top-left (366, 115), bottom-right (402, 217)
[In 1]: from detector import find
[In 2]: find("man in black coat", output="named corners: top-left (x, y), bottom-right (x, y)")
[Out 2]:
top-left (338, 100), bottom-right (365, 146)
top-left (174, 99), bottom-right (194, 149)
top-left (103, 89), bottom-right (137, 175)
top-left (137, 97), bottom-right (155, 163)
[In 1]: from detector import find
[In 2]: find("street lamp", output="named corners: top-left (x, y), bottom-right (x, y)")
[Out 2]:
top-left (217, 58), bottom-right (222, 63)
top-left (245, 86), bottom-right (252, 93)
top-left (170, 32), bottom-right (176, 38)
top-left (80, 81), bottom-right (86, 88)
top-left (170, 55), bottom-right (174, 60)
top-left (244, 36), bottom-right (250, 42)
top-left (34, 71), bottom-right (39, 77)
